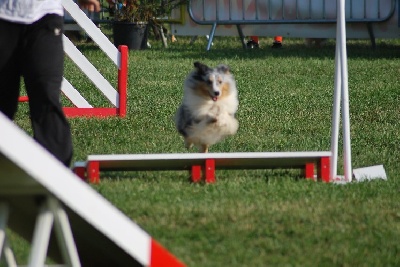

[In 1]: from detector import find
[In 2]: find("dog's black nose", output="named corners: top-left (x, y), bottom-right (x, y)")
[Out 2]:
top-left (214, 91), bottom-right (220, 96)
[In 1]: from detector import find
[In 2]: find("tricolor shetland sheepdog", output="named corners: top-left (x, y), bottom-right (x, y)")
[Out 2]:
top-left (174, 62), bottom-right (239, 153)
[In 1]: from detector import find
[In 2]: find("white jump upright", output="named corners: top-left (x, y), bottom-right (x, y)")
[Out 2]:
top-left (62, 0), bottom-right (128, 117)
top-left (330, 0), bottom-right (353, 182)
top-left (18, 0), bottom-right (128, 118)
top-left (0, 112), bottom-right (185, 267)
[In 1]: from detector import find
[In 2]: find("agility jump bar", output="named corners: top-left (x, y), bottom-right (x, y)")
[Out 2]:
top-left (73, 151), bottom-right (332, 183)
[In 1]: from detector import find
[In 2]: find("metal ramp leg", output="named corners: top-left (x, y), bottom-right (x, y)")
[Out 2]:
top-left (0, 203), bottom-right (8, 259)
top-left (28, 197), bottom-right (81, 267)
top-left (0, 198), bottom-right (81, 267)
top-left (0, 203), bottom-right (18, 267)
top-left (50, 198), bottom-right (81, 267)
top-left (2, 243), bottom-right (17, 267)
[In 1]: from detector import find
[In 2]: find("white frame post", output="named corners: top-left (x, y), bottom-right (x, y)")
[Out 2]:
top-left (49, 198), bottom-right (81, 267)
top-left (0, 203), bottom-right (18, 267)
top-left (28, 199), bottom-right (55, 267)
top-left (0, 203), bottom-right (7, 259)
top-left (27, 197), bottom-right (81, 267)
top-left (330, 0), bottom-right (352, 181)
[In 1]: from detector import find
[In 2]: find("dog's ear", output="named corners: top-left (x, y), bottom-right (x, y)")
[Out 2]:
top-left (216, 64), bottom-right (230, 74)
top-left (194, 62), bottom-right (211, 75)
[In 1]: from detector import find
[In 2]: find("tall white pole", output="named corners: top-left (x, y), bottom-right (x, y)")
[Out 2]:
top-left (338, 0), bottom-right (352, 181)
top-left (331, 0), bottom-right (352, 181)
top-left (330, 36), bottom-right (341, 181)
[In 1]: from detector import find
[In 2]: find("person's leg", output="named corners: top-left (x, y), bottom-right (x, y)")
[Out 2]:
top-left (22, 15), bottom-right (73, 167)
top-left (0, 19), bottom-right (22, 119)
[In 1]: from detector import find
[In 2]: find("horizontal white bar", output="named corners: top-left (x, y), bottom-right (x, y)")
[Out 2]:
top-left (87, 151), bottom-right (332, 171)
top-left (89, 151), bottom-right (332, 161)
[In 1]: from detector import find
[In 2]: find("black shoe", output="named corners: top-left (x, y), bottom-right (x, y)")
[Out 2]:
top-left (246, 40), bottom-right (259, 49)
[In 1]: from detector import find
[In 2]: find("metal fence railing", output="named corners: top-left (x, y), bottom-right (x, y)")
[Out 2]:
top-left (188, 0), bottom-right (396, 50)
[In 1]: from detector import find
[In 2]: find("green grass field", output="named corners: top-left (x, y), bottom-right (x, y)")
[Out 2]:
top-left (10, 30), bottom-right (400, 266)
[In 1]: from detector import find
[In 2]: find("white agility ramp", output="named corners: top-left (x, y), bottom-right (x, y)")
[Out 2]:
top-left (0, 112), bottom-right (184, 267)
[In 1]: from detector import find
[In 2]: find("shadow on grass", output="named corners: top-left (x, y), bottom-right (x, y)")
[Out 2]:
top-left (97, 168), bottom-right (307, 184)
top-left (161, 40), bottom-right (400, 61)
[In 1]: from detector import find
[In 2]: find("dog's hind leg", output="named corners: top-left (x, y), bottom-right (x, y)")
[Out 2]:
top-left (184, 138), bottom-right (193, 150)
top-left (200, 144), bottom-right (209, 153)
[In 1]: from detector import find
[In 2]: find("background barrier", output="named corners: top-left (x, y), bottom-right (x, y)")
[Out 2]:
top-left (170, 0), bottom-right (399, 50)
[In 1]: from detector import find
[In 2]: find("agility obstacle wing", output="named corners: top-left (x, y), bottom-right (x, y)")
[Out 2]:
top-left (0, 112), bottom-right (185, 267)
top-left (18, 0), bottom-right (128, 117)
top-left (62, 0), bottom-right (128, 117)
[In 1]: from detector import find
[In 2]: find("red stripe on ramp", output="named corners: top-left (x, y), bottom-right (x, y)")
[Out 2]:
top-left (150, 239), bottom-right (185, 267)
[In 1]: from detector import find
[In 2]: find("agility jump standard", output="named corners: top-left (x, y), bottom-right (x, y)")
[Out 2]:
top-left (330, 0), bottom-right (352, 182)
top-left (19, 0), bottom-right (128, 117)
top-left (0, 112), bottom-right (185, 267)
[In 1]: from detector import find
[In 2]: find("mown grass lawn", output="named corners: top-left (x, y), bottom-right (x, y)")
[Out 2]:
top-left (9, 31), bottom-right (400, 266)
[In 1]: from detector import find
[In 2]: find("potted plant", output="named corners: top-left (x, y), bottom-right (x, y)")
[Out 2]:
top-left (112, 0), bottom-right (187, 50)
